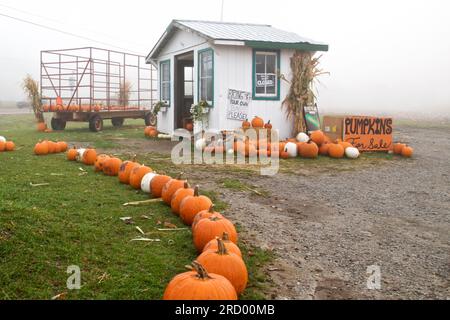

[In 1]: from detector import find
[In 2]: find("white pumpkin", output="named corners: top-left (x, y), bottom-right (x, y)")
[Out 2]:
top-left (141, 172), bottom-right (158, 193)
top-left (285, 142), bottom-right (298, 158)
top-left (195, 138), bottom-right (206, 151)
top-left (345, 147), bottom-right (360, 159)
top-left (77, 148), bottom-right (86, 161)
top-left (0, 136), bottom-right (6, 143)
top-left (296, 132), bottom-right (309, 143)
top-left (227, 149), bottom-right (235, 155)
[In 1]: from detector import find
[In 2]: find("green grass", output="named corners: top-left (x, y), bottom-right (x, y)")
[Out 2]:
top-left (0, 114), bottom-right (271, 300)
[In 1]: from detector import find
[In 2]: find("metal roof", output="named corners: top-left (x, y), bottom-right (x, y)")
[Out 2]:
top-left (146, 20), bottom-right (328, 63)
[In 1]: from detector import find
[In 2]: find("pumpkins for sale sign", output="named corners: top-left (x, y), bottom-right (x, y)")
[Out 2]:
top-left (344, 116), bottom-right (393, 152)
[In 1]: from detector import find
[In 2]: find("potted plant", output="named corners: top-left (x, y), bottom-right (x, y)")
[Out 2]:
top-left (190, 100), bottom-right (210, 133)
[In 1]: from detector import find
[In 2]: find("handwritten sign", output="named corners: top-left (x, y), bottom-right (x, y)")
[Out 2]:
top-left (227, 89), bottom-right (251, 121)
top-left (344, 116), bottom-right (393, 152)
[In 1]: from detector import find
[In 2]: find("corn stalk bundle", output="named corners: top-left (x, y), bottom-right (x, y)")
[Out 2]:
top-left (22, 75), bottom-right (44, 123)
top-left (282, 51), bottom-right (327, 135)
top-left (118, 81), bottom-right (132, 107)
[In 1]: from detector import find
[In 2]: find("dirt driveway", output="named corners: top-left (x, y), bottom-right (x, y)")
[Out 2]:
top-left (122, 123), bottom-right (450, 300)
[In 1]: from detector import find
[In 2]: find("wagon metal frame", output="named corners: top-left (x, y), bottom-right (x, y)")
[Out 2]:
top-left (40, 47), bottom-right (158, 131)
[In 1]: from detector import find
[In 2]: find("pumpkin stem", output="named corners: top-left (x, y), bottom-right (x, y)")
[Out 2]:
top-left (222, 232), bottom-right (230, 241)
top-left (184, 181), bottom-right (190, 189)
top-left (177, 172), bottom-right (184, 180)
top-left (208, 205), bottom-right (215, 213)
top-left (216, 238), bottom-right (229, 255)
top-left (194, 185), bottom-right (200, 197)
top-left (191, 261), bottom-right (212, 280)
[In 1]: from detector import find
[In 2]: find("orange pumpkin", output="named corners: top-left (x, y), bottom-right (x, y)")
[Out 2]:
top-left (401, 146), bottom-right (414, 158)
top-left (171, 182), bottom-right (194, 215)
top-left (47, 141), bottom-right (57, 154)
top-left (161, 176), bottom-right (187, 205)
top-left (66, 147), bottom-right (77, 160)
top-left (193, 214), bottom-right (238, 252)
top-left (299, 141), bottom-right (319, 159)
top-left (5, 141), bottom-right (15, 151)
top-left (150, 175), bottom-right (172, 198)
top-left (118, 158), bottom-right (140, 184)
top-left (203, 232), bottom-right (242, 258)
top-left (0, 141), bottom-right (5, 152)
top-left (37, 122), bottom-right (47, 132)
top-left (264, 120), bottom-right (273, 129)
top-left (296, 142), bottom-right (305, 154)
top-left (310, 130), bottom-right (325, 146)
top-left (57, 141), bottom-right (68, 152)
top-left (185, 122), bottom-right (194, 131)
top-left (163, 261), bottom-right (237, 300)
top-left (82, 149), bottom-right (97, 165)
top-left (339, 141), bottom-right (353, 150)
top-left (94, 154), bottom-right (110, 172)
top-left (197, 238), bottom-right (248, 295)
top-left (251, 116), bottom-right (264, 128)
top-left (280, 150), bottom-right (289, 159)
top-left (129, 165), bottom-right (153, 190)
top-left (179, 186), bottom-right (213, 226)
top-left (393, 143), bottom-right (406, 155)
top-left (242, 119), bottom-right (251, 129)
top-left (319, 143), bottom-right (330, 156)
top-left (192, 205), bottom-right (224, 231)
top-left (103, 157), bottom-right (123, 176)
top-left (328, 143), bottom-right (345, 159)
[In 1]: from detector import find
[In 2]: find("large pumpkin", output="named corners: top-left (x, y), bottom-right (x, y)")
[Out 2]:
top-left (94, 154), bottom-right (110, 172)
top-left (251, 116), bottom-right (264, 128)
top-left (310, 130), bottom-right (325, 146)
top-left (47, 141), bottom-right (57, 154)
top-left (393, 143), bottom-right (406, 155)
top-left (171, 182), bottom-right (194, 215)
top-left (129, 165), bottom-right (153, 190)
top-left (299, 141), bottom-right (319, 159)
top-left (118, 158), bottom-right (140, 184)
top-left (285, 142), bottom-right (298, 158)
top-left (103, 157), bottom-right (123, 176)
top-left (179, 186), bottom-right (213, 226)
top-left (319, 143), bottom-right (330, 156)
top-left (37, 122), bottom-right (47, 132)
top-left (328, 143), bottom-right (345, 159)
top-left (141, 172), bottom-right (158, 194)
top-left (57, 141), bottom-right (68, 152)
top-left (66, 147), bottom-right (78, 160)
top-left (82, 149), bottom-right (97, 165)
top-left (163, 261), bottom-right (237, 300)
top-left (161, 175), bottom-right (186, 204)
top-left (193, 214), bottom-right (238, 252)
top-left (197, 239), bottom-right (248, 295)
top-left (150, 175), bottom-right (172, 198)
top-left (192, 205), bottom-right (224, 231)
top-left (339, 141), bottom-right (353, 150)
top-left (34, 141), bottom-right (49, 156)
top-left (203, 232), bottom-right (242, 258)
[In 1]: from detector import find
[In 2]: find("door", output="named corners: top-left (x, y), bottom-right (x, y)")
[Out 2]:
top-left (174, 51), bottom-right (194, 130)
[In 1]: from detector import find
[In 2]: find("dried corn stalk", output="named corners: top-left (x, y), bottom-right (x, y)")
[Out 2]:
top-left (22, 75), bottom-right (44, 123)
top-left (282, 51), bottom-right (328, 135)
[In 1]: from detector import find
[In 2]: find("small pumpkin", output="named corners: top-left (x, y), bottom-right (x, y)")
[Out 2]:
top-left (285, 142), bottom-right (298, 158)
top-left (345, 147), bottom-right (360, 159)
top-left (103, 157), bottom-right (123, 176)
top-left (4, 141), bottom-right (15, 152)
top-left (171, 182), bottom-right (194, 215)
top-left (264, 120), bottom-right (273, 130)
top-left (310, 130), bottom-right (325, 146)
top-left (161, 175), bottom-right (187, 205)
top-left (118, 157), bottom-right (140, 184)
top-left (192, 205), bottom-right (224, 231)
top-left (242, 119), bottom-right (251, 129)
top-left (0, 136), bottom-right (6, 143)
top-left (393, 143), bottom-right (406, 155)
top-left (339, 141), bottom-right (353, 150)
top-left (299, 141), bottom-right (319, 159)
top-left (163, 261), bottom-right (237, 300)
top-left (94, 154), bottom-right (110, 172)
top-left (197, 238), bottom-right (248, 295)
top-left (280, 150), bottom-right (289, 159)
top-left (203, 232), bottom-right (242, 258)
top-left (328, 143), bottom-right (345, 159)
top-left (140, 172), bottom-right (158, 194)
top-left (66, 147), bottom-right (77, 160)
top-left (150, 175), bottom-right (172, 198)
top-left (195, 138), bottom-right (206, 151)
top-left (185, 122), bottom-right (194, 131)
top-left (296, 132), bottom-right (310, 143)
top-left (129, 165), bottom-right (153, 190)
top-left (251, 116), bottom-right (264, 128)
top-left (47, 141), bottom-right (57, 154)
top-left (401, 146), bottom-right (414, 158)
top-left (82, 149), bottom-right (97, 166)
top-left (193, 214), bottom-right (238, 252)
top-left (319, 143), bottom-right (330, 156)
top-left (77, 148), bottom-right (87, 160)
top-left (179, 186), bottom-right (213, 226)
top-left (37, 122), bottom-right (47, 132)
top-left (147, 128), bottom-right (158, 138)
top-left (57, 141), bottom-right (68, 152)
top-left (0, 141), bottom-right (5, 152)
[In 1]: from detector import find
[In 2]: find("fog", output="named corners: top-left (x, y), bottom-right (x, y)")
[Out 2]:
top-left (0, 0), bottom-right (449, 117)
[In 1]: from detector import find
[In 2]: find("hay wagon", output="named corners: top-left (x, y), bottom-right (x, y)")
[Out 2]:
top-left (40, 47), bottom-right (157, 132)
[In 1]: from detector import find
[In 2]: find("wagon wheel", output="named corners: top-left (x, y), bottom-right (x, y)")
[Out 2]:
top-left (51, 117), bottom-right (66, 131)
top-left (111, 118), bottom-right (124, 127)
top-left (144, 113), bottom-right (157, 127)
top-left (89, 115), bottom-right (104, 132)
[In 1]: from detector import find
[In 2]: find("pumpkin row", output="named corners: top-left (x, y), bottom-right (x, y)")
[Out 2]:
top-left (0, 136), bottom-right (15, 152)
top-left (65, 147), bottom-right (247, 299)
top-left (34, 140), bottom-right (69, 155)
top-left (242, 116), bottom-right (272, 129)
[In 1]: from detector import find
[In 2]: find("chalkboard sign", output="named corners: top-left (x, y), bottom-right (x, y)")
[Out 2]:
top-left (303, 104), bottom-right (321, 133)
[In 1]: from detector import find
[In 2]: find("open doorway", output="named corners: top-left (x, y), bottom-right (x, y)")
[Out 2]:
top-left (174, 51), bottom-right (194, 130)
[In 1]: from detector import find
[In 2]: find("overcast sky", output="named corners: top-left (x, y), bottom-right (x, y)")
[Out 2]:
top-left (0, 0), bottom-right (449, 115)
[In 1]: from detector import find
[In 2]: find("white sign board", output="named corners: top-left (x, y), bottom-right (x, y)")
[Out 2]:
top-left (227, 89), bottom-right (251, 121)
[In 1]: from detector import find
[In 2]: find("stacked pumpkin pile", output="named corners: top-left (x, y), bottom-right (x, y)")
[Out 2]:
top-left (64, 147), bottom-right (247, 300)
top-left (0, 136), bottom-right (15, 152)
top-left (393, 143), bottom-right (414, 158)
top-left (33, 140), bottom-right (68, 156)
top-left (144, 126), bottom-right (158, 138)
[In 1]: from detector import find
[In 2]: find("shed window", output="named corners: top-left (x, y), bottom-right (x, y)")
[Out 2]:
top-left (253, 51), bottom-right (280, 100)
top-left (198, 49), bottom-right (214, 106)
top-left (160, 60), bottom-right (170, 105)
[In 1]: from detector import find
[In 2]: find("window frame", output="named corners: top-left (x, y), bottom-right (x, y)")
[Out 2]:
top-left (252, 49), bottom-right (281, 101)
top-left (197, 48), bottom-right (214, 107)
top-left (159, 59), bottom-right (171, 106)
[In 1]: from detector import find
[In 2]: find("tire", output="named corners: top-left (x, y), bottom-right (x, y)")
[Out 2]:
top-left (112, 118), bottom-right (124, 127)
top-left (144, 113), bottom-right (157, 127)
top-left (89, 115), bottom-right (104, 132)
top-left (51, 118), bottom-right (66, 131)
